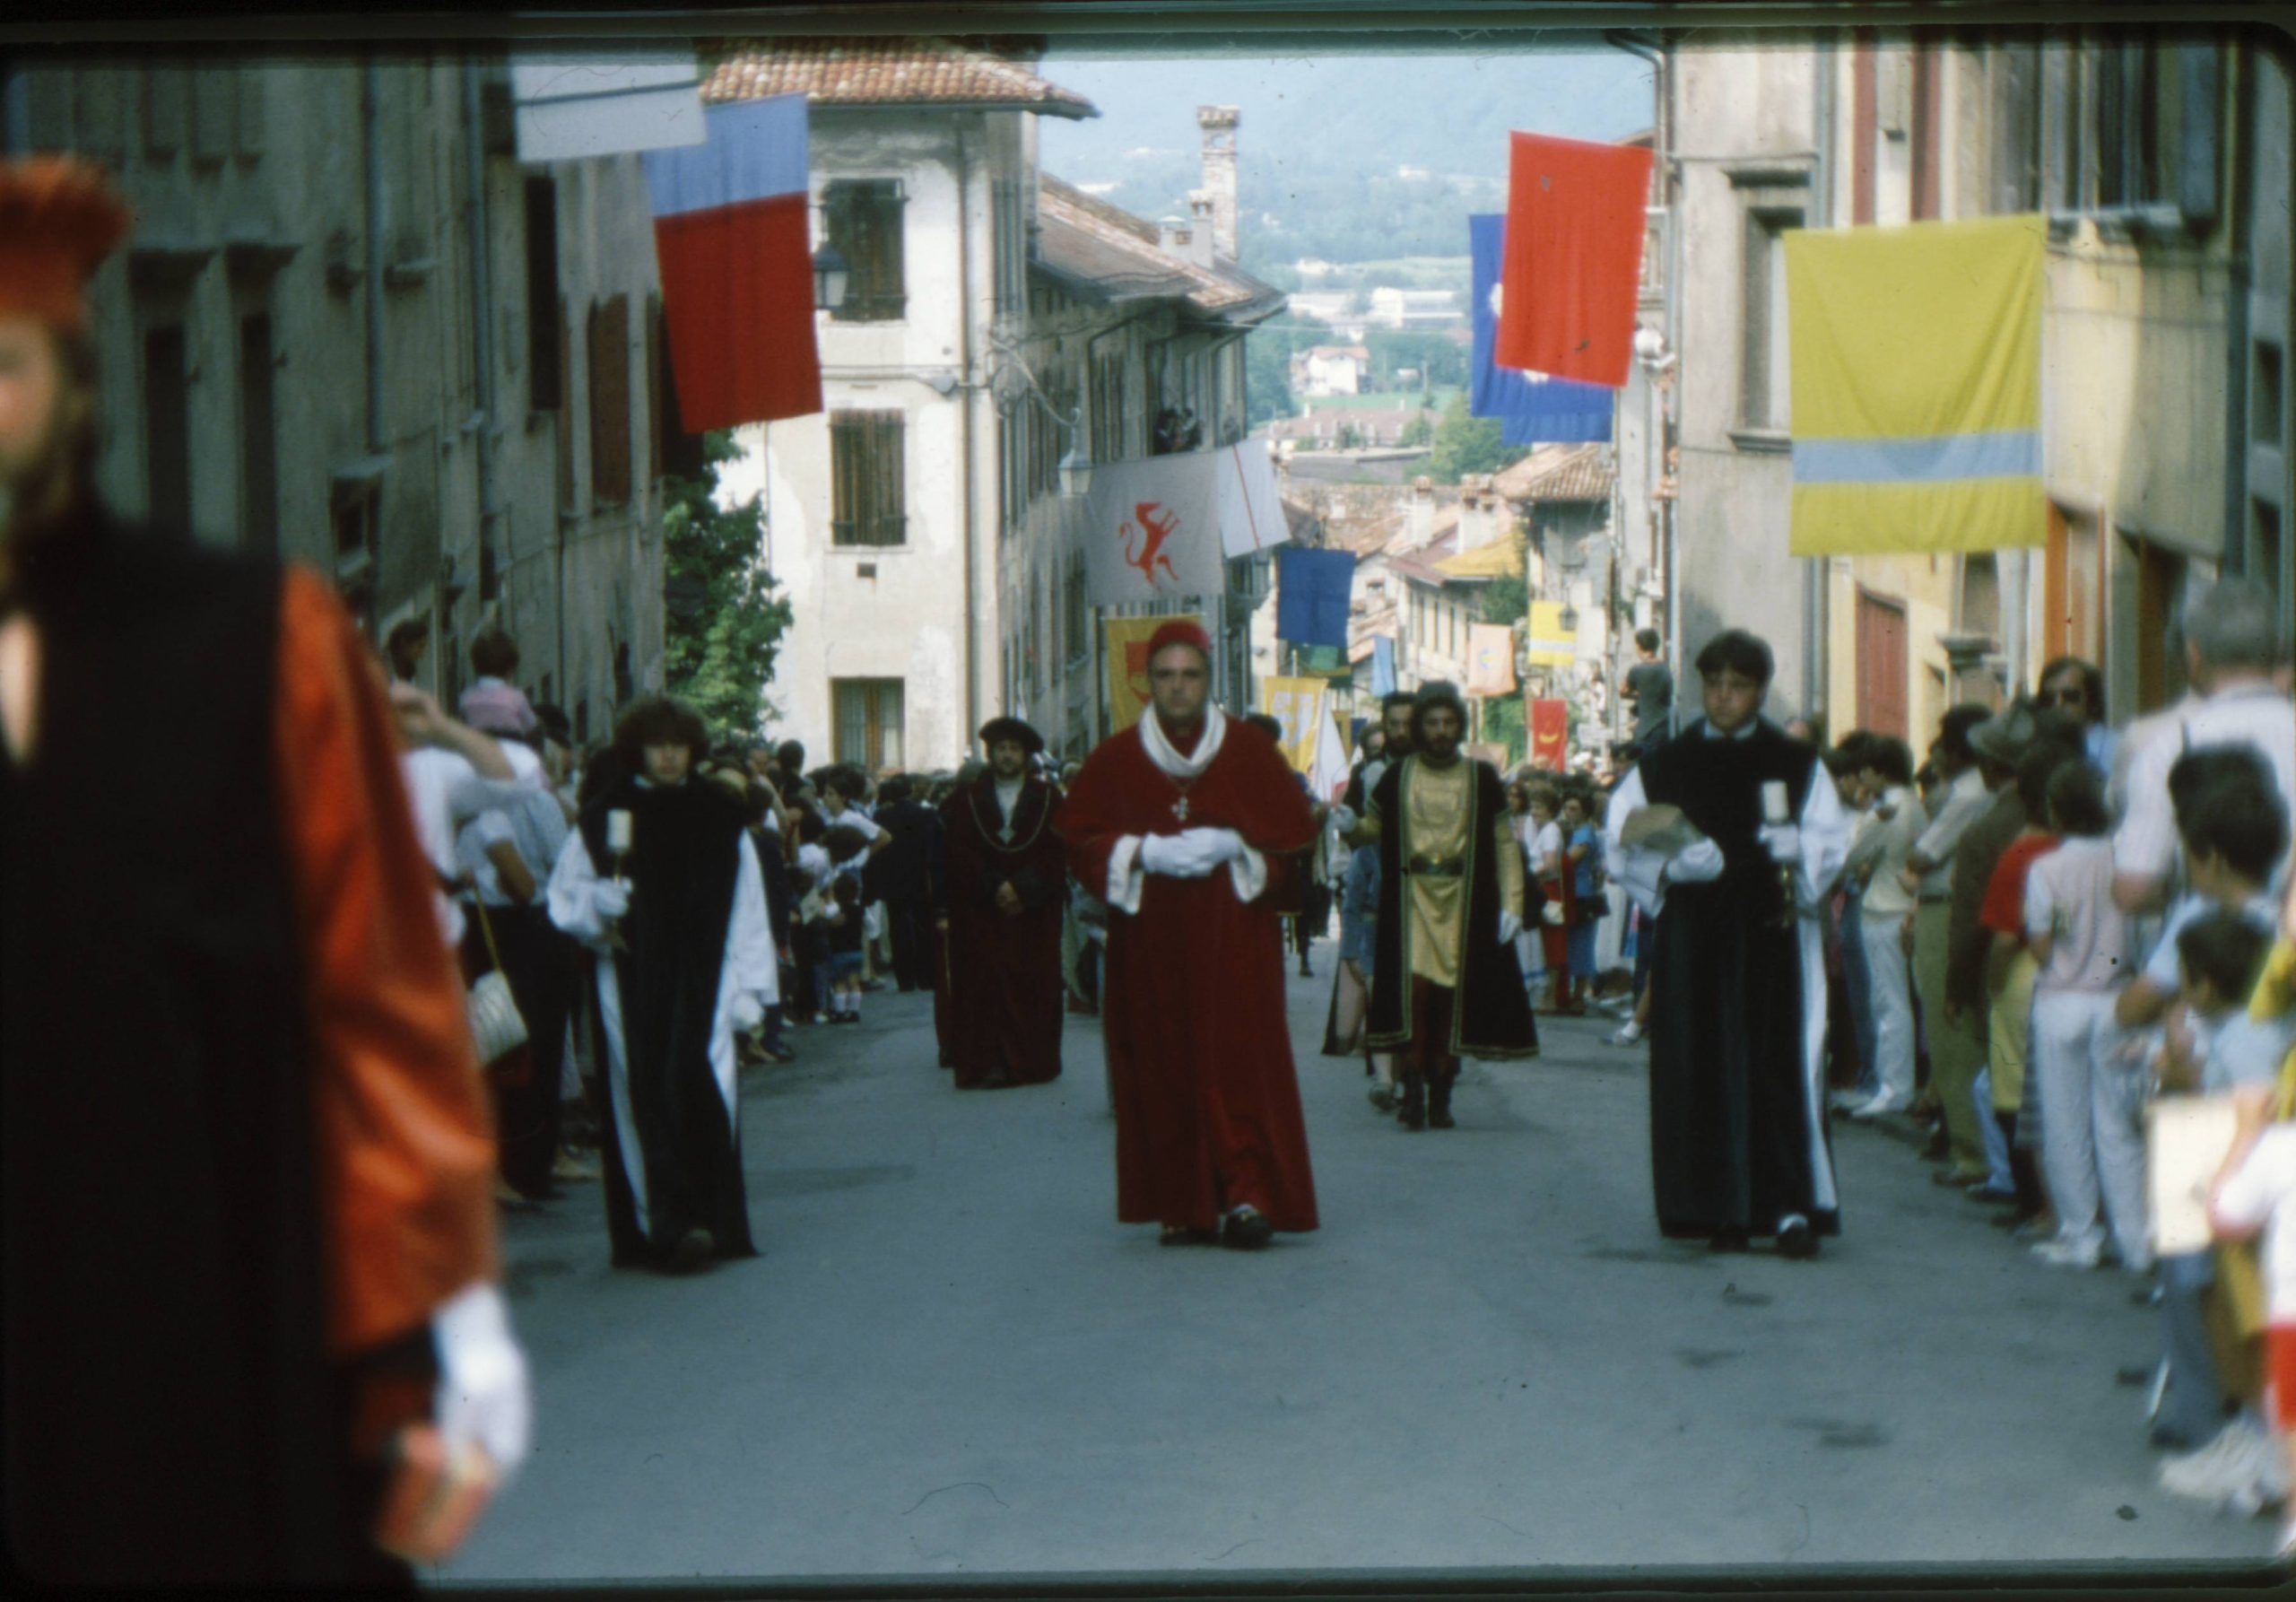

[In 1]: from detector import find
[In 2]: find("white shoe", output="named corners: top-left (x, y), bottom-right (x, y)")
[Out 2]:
top-left (1848, 1093), bottom-right (1911, 1119)
top-left (2161, 1417), bottom-right (2275, 1503)
top-left (1606, 1022), bottom-right (1644, 1048)
top-left (2031, 1233), bottom-right (2105, 1269)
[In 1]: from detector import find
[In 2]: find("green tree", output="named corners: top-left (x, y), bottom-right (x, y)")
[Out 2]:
top-left (1427, 393), bottom-right (1526, 483)
top-left (662, 431), bottom-right (795, 742)
top-left (1398, 411), bottom-right (1434, 448)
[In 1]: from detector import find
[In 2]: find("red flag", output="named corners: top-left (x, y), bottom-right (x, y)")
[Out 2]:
top-left (1529, 698), bottom-right (1569, 770)
top-left (1495, 132), bottom-right (1654, 389)
top-left (641, 94), bottom-right (822, 431)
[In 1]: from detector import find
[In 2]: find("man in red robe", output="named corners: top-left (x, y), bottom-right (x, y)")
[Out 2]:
top-left (1061, 621), bottom-right (1321, 1249)
top-left (936, 716), bottom-right (1066, 1089)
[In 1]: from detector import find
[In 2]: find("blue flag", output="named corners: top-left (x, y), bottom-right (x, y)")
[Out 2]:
top-left (1370, 635), bottom-right (1397, 697)
top-left (1275, 546), bottom-right (1355, 649)
top-left (1470, 213), bottom-right (1613, 446)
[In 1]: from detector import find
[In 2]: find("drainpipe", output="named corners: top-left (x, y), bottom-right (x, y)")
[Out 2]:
top-left (2222, 41), bottom-right (2254, 580)
top-left (363, 59), bottom-right (387, 459)
top-left (1807, 36), bottom-right (1837, 723)
top-left (461, 59), bottom-right (500, 613)
top-left (957, 115), bottom-right (979, 752)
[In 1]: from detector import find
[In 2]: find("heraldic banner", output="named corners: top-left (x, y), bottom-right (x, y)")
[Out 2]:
top-left (1105, 614), bottom-right (1206, 735)
top-left (1083, 454), bottom-right (1226, 606)
top-left (1528, 697), bottom-right (1570, 770)
top-left (1261, 675), bottom-right (1352, 802)
top-left (1785, 213), bottom-right (2045, 556)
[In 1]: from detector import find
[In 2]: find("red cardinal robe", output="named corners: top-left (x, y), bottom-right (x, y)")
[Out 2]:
top-left (1061, 707), bottom-right (1321, 1232)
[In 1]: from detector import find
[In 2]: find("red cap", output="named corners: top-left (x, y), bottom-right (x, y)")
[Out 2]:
top-left (0, 157), bottom-right (134, 333)
top-left (1144, 618), bottom-right (1212, 664)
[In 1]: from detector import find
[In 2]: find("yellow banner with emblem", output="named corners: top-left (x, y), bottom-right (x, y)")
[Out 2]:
top-left (1104, 614), bottom-right (1205, 734)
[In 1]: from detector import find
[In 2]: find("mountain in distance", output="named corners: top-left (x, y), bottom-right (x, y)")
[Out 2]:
top-left (1037, 47), bottom-right (1652, 268)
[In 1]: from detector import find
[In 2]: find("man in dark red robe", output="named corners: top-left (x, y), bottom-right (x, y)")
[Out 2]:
top-left (1061, 621), bottom-right (1320, 1249)
top-left (936, 716), bottom-right (1066, 1089)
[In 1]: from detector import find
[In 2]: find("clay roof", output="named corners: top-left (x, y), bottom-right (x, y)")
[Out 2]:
top-left (700, 39), bottom-right (1098, 119)
top-left (1036, 175), bottom-right (1284, 320)
top-left (1492, 442), bottom-right (1615, 504)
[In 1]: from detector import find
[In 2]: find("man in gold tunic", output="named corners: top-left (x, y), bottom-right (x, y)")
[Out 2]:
top-left (1351, 682), bottom-right (1539, 1128)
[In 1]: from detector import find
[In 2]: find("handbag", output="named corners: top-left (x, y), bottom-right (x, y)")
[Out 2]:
top-left (465, 899), bottom-right (530, 1074)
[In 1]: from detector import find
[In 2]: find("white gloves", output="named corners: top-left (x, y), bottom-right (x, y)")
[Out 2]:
top-left (1140, 828), bottom-right (1245, 879)
top-left (430, 1282), bottom-right (532, 1490)
top-left (1497, 910), bottom-right (1522, 945)
top-left (591, 878), bottom-right (631, 919)
top-left (1759, 823), bottom-right (1802, 864)
top-left (1329, 805), bottom-right (1359, 834)
top-left (1542, 901), bottom-right (1568, 927)
top-left (728, 991), bottom-right (765, 1032)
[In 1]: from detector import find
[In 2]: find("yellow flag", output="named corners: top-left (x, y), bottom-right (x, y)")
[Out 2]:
top-left (1260, 676), bottom-right (1326, 774)
top-left (1785, 213), bottom-right (2046, 555)
top-left (1525, 601), bottom-right (1575, 668)
top-left (1104, 614), bottom-right (1204, 734)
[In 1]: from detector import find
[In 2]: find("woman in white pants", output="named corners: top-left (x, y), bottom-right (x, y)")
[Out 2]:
top-left (1849, 736), bottom-right (1926, 1118)
top-left (2022, 762), bottom-right (2141, 1268)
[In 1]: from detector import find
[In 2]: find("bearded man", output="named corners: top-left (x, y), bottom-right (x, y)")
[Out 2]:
top-left (0, 156), bottom-right (523, 1585)
top-left (936, 716), bottom-right (1066, 1090)
top-left (1347, 682), bottom-right (1537, 1130)
top-left (1060, 621), bottom-right (1320, 1249)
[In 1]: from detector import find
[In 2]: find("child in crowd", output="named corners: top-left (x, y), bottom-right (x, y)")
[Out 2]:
top-left (2186, 913), bottom-right (2296, 1521)
top-left (1977, 744), bottom-right (2074, 1219)
top-left (2118, 753), bottom-right (2288, 1036)
top-left (823, 872), bottom-right (866, 1024)
top-left (790, 866), bottom-right (829, 1024)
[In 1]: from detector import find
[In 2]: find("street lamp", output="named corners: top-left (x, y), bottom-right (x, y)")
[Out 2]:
top-left (813, 245), bottom-right (849, 313)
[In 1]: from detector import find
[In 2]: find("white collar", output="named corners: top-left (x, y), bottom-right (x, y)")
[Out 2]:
top-left (1138, 702), bottom-right (1228, 782)
top-left (1700, 718), bottom-right (1759, 742)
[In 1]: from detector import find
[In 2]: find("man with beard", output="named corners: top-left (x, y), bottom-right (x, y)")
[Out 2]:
top-left (1605, 630), bottom-right (1851, 1258)
top-left (1061, 620), bottom-right (1321, 1249)
top-left (1328, 691), bottom-right (1417, 1105)
top-left (935, 717), bottom-right (1066, 1090)
top-left (547, 695), bottom-right (777, 1270)
top-left (1352, 682), bottom-right (1538, 1129)
top-left (0, 157), bottom-right (525, 1584)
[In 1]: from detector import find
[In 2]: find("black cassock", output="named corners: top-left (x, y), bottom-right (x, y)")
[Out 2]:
top-left (1635, 720), bottom-right (1839, 1241)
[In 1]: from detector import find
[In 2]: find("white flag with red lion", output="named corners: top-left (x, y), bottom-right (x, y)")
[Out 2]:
top-left (1082, 450), bottom-right (1226, 606)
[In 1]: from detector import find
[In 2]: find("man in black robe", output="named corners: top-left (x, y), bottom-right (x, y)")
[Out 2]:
top-left (1352, 683), bottom-right (1538, 1129)
top-left (935, 717), bottom-right (1067, 1089)
top-left (866, 773), bottom-right (941, 992)
top-left (1605, 631), bottom-right (1851, 1258)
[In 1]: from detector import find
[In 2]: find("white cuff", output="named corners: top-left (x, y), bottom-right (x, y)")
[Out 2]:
top-left (1670, 838), bottom-right (1726, 884)
top-left (1107, 836), bottom-right (1146, 914)
top-left (1226, 844), bottom-right (1269, 904)
top-left (431, 1282), bottom-right (532, 1488)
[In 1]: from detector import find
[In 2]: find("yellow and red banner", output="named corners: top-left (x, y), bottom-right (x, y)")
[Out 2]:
top-left (1104, 614), bottom-right (1205, 735)
top-left (1528, 697), bottom-right (1569, 769)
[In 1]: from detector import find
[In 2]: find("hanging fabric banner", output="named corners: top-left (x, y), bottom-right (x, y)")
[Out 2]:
top-left (1465, 623), bottom-right (1518, 696)
top-left (1529, 698), bottom-right (1570, 769)
top-left (1274, 546), bottom-right (1356, 649)
top-left (1083, 452), bottom-right (1227, 605)
top-left (1525, 601), bottom-right (1577, 667)
top-left (1785, 213), bottom-right (2046, 555)
top-left (1471, 213), bottom-right (1613, 445)
top-left (1495, 132), bottom-right (1655, 388)
top-left (1104, 614), bottom-right (1205, 734)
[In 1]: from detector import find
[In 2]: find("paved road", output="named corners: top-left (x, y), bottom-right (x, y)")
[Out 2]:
top-left (445, 954), bottom-right (2276, 1582)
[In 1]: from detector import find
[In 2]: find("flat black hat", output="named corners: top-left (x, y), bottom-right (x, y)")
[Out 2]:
top-left (979, 716), bottom-right (1045, 756)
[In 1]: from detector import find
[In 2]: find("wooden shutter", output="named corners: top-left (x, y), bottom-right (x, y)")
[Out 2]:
top-left (589, 293), bottom-right (631, 507)
top-left (525, 178), bottom-right (561, 413)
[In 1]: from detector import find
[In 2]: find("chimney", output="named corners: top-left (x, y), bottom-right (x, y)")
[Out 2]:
top-left (1197, 105), bottom-right (1239, 260)
top-left (1185, 191), bottom-right (1219, 268)
top-left (1407, 475), bottom-right (1435, 549)
top-left (1458, 485), bottom-right (1492, 553)
top-left (1157, 214), bottom-right (1195, 260)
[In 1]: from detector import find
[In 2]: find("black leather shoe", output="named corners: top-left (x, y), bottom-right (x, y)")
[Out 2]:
top-left (1778, 1219), bottom-right (1819, 1260)
top-left (1429, 1105), bottom-right (1456, 1129)
top-left (1398, 1105), bottom-right (1426, 1131)
top-left (1160, 1224), bottom-right (1218, 1247)
top-left (1222, 1208), bottom-right (1274, 1250)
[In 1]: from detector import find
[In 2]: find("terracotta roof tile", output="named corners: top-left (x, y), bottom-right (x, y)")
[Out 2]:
top-left (1036, 175), bottom-right (1283, 319)
top-left (700, 39), bottom-right (1098, 119)
top-left (1493, 441), bottom-right (1614, 504)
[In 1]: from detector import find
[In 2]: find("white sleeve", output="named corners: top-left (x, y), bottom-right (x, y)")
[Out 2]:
top-left (1794, 760), bottom-right (1851, 910)
top-left (2113, 738), bottom-right (2179, 882)
top-left (2022, 857), bottom-right (2059, 944)
top-left (1604, 769), bottom-right (1673, 919)
top-left (1226, 842), bottom-right (1269, 904)
top-left (2212, 1127), bottom-right (2296, 1233)
top-left (544, 831), bottom-right (616, 950)
top-left (1107, 836), bottom-right (1146, 914)
top-left (724, 833), bottom-right (778, 1004)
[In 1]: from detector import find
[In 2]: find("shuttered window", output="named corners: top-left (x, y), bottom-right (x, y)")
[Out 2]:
top-left (823, 180), bottom-right (906, 322)
top-left (833, 679), bottom-right (904, 771)
top-left (588, 293), bottom-right (631, 507)
top-left (830, 410), bottom-right (906, 547)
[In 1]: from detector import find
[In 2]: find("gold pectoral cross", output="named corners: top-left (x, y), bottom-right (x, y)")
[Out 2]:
top-left (1171, 794), bottom-right (1190, 823)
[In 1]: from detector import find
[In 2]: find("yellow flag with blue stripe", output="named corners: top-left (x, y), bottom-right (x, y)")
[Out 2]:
top-left (1786, 213), bottom-right (2046, 555)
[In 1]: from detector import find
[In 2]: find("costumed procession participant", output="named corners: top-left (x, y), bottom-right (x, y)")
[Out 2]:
top-left (935, 716), bottom-right (1067, 1090)
top-left (547, 695), bottom-right (778, 1270)
top-left (1349, 681), bottom-right (1538, 1130)
top-left (1605, 629), bottom-right (1851, 1258)
top-left (1328, 691), bottom-right (1416, 1110)
top-left (1061, 620), bottom-right (1321, 1249)
top-left (0, 156), bottom-right (525, 1584)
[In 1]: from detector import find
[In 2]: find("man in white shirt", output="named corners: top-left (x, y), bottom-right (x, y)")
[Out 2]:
top-left (2116, 577), bottom-right (2294, 915)
top-left (393, 684), bottom-right (521, 948)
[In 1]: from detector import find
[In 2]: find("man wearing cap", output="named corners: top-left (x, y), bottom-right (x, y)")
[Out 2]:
top-left (1061, 620), bottom-right (1321, 1249)
top-left (1344, 682), bottom-right (1538, 1130)
top-left (935, 716), bottom-right (1067, 1090)
top-left (0, 157), bottom-right (524, 1582)
top-left (1603, 630), bottom-right (1851, 1258)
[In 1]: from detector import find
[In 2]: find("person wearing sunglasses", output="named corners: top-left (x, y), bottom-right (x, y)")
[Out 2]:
top-left (2037, 656), bottom-right (2117, 786)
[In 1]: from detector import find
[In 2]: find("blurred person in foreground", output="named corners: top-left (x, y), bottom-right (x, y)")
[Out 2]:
top-left (0, 156), bottom-right (526, 1585)
top-left (1060, 620), bottom-right (1320, 1249)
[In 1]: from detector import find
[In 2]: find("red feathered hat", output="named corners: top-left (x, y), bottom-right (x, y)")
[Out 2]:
top-left (0, 157), bottom-right (134, 333)
top-left (1144, 618), bottom-right (1212, 665)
